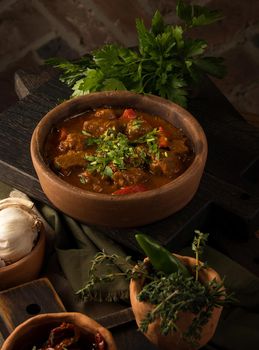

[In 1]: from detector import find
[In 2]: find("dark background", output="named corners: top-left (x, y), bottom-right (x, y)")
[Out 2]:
top-left (0, 0), bottom-right (259, 126)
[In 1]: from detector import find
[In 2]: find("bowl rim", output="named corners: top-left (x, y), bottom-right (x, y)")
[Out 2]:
top-left (31, 91), bottom-right (208, 201)
top-left (1, 312), bottom-right (117, 350)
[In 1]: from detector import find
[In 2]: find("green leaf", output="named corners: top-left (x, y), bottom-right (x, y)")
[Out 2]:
top-left (136, 18), bottom-right (155, 54)
top-left (168, 76), bottom-right (188, 107)
top-left (176, 0), bottom-right (223, 27)
top-left (172, 25), bottom-right (184, 50)
top-left (151, 10), bottom-right (165, 35)
top-left (184, 39), bottom-right (207, 57)
top-left (194, 57), bottom-right (226, 78)
top-left (102, 78), bottom-right (127, 91)
top-left (72, 68), bottom-right (104, 96)
top-left (104, 165), bottom-right (113, 177)
top-left (94, 45), bottom-right (120, 67)
top-left (192, 6), bottom-right (223, 27)
top-left (176, 0), bottom-right (192, 24)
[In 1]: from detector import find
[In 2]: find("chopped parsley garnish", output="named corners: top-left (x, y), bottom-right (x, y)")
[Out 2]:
top-left (84, 128), bottom-right (160, 176)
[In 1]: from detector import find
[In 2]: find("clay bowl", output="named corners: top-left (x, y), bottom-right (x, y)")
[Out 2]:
top-left (0, 225), bottom-right (46, 291)
top-left (31, 91), bottom-right (207, 228)
top-left (1, 312), bottom-right (117, 350)
top-left (130, 254), bottom-right (224, 350)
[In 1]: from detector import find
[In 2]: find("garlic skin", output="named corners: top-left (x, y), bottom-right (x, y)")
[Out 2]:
top-left (0, 199), bottom-right (41, 266)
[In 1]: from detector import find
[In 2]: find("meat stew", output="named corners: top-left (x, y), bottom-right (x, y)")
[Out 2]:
top-left (44, 108), bottom-right (194, 195)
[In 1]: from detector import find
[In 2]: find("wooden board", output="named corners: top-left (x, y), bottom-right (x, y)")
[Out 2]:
top-left (0, 278), bottom-right (65, 336)
top-left (0, 278), bottom-right (156, 350)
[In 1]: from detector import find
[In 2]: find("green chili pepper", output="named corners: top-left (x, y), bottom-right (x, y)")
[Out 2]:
top-left (135, 233), bottom-right (190, 277)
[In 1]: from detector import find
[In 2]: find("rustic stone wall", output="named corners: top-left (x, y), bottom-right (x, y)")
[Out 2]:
top-left (0, 0), bottom-right (258, 118)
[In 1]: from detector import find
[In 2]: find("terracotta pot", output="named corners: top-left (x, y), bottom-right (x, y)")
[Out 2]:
top-left (130, 254), bottom-right (224, 350)
top-left (31, 91), bottom-right (207, 228)
top-left (0, 225), bottom-right (46, 291)
top-left (1, 312), bottom-right (117, 350)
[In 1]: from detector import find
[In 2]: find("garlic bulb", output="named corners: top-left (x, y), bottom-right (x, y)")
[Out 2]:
top-left (0, 198), bottom-right (42, 265)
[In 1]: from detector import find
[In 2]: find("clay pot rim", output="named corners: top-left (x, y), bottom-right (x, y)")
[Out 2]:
top-left (31, 91), bottom-right (208, 201)
top-left (1, 312), bottom-right (117, 350)
top-left (0, 225), bottom-right (45, 273)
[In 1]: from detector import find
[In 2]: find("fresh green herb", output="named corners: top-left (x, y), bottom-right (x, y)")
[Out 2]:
top-left (192, 229), bottom-right (209, 280)
top-left (135, 232), bottom-right (190, 276)
top-left (130, 118), bottom-right (144, 130)
top-left (47, 0), bottom-right (225, 107)
top-left (84, 128), bottom-right (160, 176)
top-left (137, 271), bottom-right (228, 346)
top-left (134, 129), bottom-right (160, 160)
top-left (77, 231), bottom-right (234, 346)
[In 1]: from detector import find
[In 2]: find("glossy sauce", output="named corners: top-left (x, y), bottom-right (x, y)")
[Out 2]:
top-left (44, 107), bottom-right (194, 195)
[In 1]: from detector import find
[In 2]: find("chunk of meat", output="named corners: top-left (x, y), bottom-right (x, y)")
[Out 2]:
top-left (127, 145), bottom-right (149, 168)
top-left (113, 167), bottom-right (148, 187)
top-left (54, 151), bottom-right (86, 170)
top-left (58, 127), bottom-right (68, 141)
top-left (79, 170), bottom-right (111, 193)
top-left (150, 153), bottom-right (182, 177)
top-left (83, 118), bottom-right (118, 137)
top-left (125, 117), bottom-right (153, 140)
top-left (94, 108), bottom-right (117, 119)
top-left (59, 133), bottom-right (86, 152)
top-left (171, 138), bottom-right (190, 154)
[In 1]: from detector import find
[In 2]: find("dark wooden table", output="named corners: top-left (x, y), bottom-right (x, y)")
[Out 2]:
top-left (0, 68), bottom-right (259, 349)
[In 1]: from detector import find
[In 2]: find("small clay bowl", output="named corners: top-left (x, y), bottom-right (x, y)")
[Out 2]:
top-left (1, 312), bottom-right (117, 350)
top-left (130, 254), bottom-right (224, 350)
top-left (31, 91), bottom-right (207, 228)
top-left (0, 225), bottom-right (46, 291)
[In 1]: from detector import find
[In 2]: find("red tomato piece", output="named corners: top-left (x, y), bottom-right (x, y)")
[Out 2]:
top-left (112, 184), bottom-right (148, 195)
top-left (121, 108), bottom-right (137, 120)
top-left (158, 126), bottom-right (169, 148)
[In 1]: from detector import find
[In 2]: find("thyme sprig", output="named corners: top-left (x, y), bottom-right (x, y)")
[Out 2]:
top-left (192, 229), bottom-right (209, 280)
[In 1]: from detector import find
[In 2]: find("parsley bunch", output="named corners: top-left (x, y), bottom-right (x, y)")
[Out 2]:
top-left (47, 0), bottom-right (225, 107)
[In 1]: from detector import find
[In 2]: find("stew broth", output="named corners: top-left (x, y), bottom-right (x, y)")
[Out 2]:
top-left (44, 107), bottom-right (194, 195)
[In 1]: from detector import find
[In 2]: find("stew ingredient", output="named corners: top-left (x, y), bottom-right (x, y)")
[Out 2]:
top-left (32, 322), bottom-right (106, 350)
top-left (135, 233), bottom-right (190, 277)
top-left (44, 107), bottom-right (194, 194)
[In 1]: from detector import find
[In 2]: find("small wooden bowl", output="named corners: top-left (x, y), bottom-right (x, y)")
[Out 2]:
top-left (130, 254), bottom-right (224, 350)
top-left (0, 225), bottom-right (46, 291)
top-left (31, 91), bottom-right (207, 228)
top-left (1, 312), bottom-right (117, 350)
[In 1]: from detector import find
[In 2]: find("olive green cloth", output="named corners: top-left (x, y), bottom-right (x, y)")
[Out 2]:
top-left (39, 204), bottom-right (130, 302)
top-left (1, 182), bottom-right (259, 349)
